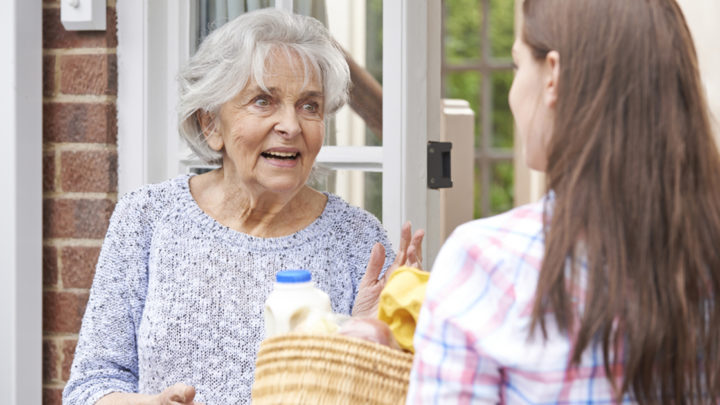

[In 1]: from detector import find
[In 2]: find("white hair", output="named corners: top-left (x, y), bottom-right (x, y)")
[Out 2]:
top-left (178, 8), bottom-right (351, 164)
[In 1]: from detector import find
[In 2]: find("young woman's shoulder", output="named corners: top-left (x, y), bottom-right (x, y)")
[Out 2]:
top-left (451, 199), bottom-right (546, 255)
top-left (430, 199), bottom-right (546, 297)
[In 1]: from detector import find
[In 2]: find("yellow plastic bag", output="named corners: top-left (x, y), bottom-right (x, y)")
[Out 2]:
top-left (378, 266), bottom-right (429, 352)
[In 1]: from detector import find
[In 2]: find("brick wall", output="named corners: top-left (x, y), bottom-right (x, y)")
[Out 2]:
top-left (42, 0), bottom-right (118, 403)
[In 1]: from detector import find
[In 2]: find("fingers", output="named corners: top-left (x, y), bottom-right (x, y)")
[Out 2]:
top-left (362, 243), bottom-right (386, 283)
top-left (163, 383), bottom-right (196, 404)
top-left (406, 244), bottom-right (422, 270)
top-left (182, 385), bottom-right (196, 403)
top-left (410, 228), bottom-right (425, 266)
top-left (394, 222), bottom-right (412, 265)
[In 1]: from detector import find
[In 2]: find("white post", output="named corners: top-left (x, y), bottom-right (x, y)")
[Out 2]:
top-left (438, 100), bottom-right (475, 241)
top-left (0, 0), bottom-right (42, 402)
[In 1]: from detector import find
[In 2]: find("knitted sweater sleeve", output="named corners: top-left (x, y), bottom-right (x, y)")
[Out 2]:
top-left (63, 189), bottom-right (155, 405)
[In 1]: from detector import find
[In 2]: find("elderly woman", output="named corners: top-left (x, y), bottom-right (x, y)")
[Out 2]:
top-left (64, 8), bottom-right (422, 405)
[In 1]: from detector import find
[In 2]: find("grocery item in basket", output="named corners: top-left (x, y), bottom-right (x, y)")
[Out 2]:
top-left (293, 312), bottom-right (350, 334)
top-left (378, 266), bottom-right (429, 352)
top-left (338, 317), bottom-right (401, 349)
top-left (264, 269), bottom-right (332, 338)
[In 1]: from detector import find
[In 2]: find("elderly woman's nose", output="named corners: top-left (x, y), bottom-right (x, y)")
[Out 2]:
top-left (274, 106), bottom-right (302, 138)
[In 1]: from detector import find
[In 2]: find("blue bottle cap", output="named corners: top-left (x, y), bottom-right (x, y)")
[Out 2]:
top-left (276, 269), bottom-right (312, 283)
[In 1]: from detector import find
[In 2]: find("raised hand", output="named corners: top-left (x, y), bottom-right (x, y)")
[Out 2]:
top-left (352, 221), bottom-right (425, 318)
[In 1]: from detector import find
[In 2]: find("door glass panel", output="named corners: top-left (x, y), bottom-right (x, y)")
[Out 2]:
top-left (325, 0), bottom-right (383, 147)
top-left (308, 169), bottom-right (383, 221)
top-left (196, 0), bottom-right (276, 47)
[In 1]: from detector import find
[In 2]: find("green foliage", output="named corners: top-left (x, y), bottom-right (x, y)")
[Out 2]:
top-left (444, 0), bottom-right (516, 218)
top-left (444, 0), bottom-right (482, 63)
top-left (489, 0), bottom-right (515, 59)
top-left (490, 161), bottom-right (514, 215)
top-left (492, 71), bottom-right (514, 149)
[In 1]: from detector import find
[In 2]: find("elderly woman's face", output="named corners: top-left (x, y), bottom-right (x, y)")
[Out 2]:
top-left (208, 51), bottom-right (325, 195)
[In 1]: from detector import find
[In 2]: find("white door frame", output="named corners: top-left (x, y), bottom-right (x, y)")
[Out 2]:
top-left (117, 0), bottom-right (192, 194)
top-left (0, 0), bottom-right (42, 402)
top-left (383, 0), bottom-right (441, 263)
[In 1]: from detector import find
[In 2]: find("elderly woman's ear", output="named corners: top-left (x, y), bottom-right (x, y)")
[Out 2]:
top-left (198, 110), bottom-right (224, 152)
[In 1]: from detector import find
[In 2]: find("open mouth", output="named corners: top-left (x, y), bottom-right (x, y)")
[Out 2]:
top-left (261, 151), bottom-right (299, 160)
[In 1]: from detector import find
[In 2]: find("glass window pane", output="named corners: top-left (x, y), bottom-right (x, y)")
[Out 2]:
top-left (444, 71), bottom-right (482, 148)
top-left (325, 0), bottom-right (383, 147)
top-left (491, 70), bottom-right (514, 149)
top-left (308, 169), bottom-right (383, 221)
top-left (196, 0), bottom-right (276, 46)
top-left (489, 0), bottom-right (514, 59)
top-left (490, 161), bottom-right (514, 215)
top-left (443, 0), bottom-right (483, 64)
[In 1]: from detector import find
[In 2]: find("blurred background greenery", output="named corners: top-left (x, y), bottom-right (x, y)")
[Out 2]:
top-left (444, 0), bottom-right (516, 218)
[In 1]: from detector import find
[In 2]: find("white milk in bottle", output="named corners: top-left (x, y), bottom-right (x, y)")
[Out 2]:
top-left (264, 269), bottom-right (332, 338)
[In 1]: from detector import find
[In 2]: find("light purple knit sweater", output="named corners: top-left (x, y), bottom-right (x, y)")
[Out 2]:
top-left (63, 174), bottom-right (394, 404)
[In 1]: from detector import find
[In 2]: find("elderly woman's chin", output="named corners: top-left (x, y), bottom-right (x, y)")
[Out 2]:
top-left (257, 175), bottom-right (311, 194)
top-left (251, 160), bottom-right (314, 193)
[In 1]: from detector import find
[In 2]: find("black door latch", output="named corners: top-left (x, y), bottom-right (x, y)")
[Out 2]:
top-left (427, 141), bottom-right (453, 189)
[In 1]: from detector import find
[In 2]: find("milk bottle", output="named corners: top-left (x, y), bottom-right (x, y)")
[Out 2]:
top-left (264, 269), bottom-right (332, 338)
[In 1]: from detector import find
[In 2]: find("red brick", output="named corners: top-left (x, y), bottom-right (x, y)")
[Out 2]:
top-left (59, 54), bottom-right (117, 95)
top-left (43, 339), bottom-right (60, 383)
top-left (43, 291), bottom-right (90, 334)
top-left (43, 102), bottom-right (117, 144)
top-left (61, 246), bottom-right (100, 289)
top-left (43, 245), bottom-right (59, 287)
top-left (42, 387), bottom-right (63, 405)
top-left (60, 150), bottom-right (118, 193)
top-left (43, 55), bottom-right (55, 97)
top-left (43, 7), bottom-right (117, 49)
top-left (61, 338), bottom-right (78, 381)
top-left (43, 198), bottom-right (115, 239)
top-left (43, 151), bottom-right (55, 192)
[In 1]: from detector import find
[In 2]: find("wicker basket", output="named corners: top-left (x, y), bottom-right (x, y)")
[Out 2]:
top-left (251, 333), bottom-right (414, 405)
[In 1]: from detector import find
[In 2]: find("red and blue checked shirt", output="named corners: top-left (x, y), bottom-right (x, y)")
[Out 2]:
top-left (407, 198), bottom-right (633, 404)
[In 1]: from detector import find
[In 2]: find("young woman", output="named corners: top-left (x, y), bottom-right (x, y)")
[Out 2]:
top-left (408, 0), bottom-right (720, 403)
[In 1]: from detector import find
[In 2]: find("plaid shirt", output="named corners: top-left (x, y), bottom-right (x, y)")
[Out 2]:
top-left (407, 198), bottom-right (632, 404)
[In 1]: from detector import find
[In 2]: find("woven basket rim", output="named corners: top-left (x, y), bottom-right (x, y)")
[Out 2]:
top-left (252, 332), bottom-right (414, 405)
top-left (260, 332), bottom-right (414, 359)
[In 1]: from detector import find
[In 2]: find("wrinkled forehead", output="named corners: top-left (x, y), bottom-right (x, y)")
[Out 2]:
top-left (251, 46), bottom-right (323, 94)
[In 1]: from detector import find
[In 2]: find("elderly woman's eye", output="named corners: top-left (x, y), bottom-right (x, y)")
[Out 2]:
top-left (254, 97), bottom-right (271, 107)
top-left (302, 103), bottom-right (319, 113)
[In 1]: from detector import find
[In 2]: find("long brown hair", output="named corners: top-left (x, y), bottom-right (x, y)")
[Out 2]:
top-left (525, 0), bottom-right (720, 403)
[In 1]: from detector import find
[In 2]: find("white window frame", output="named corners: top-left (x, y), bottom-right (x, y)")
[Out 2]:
top-left (0, 0), bottom-right (42, 401)
top-left (118, 0), bottom-right (441, 263)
